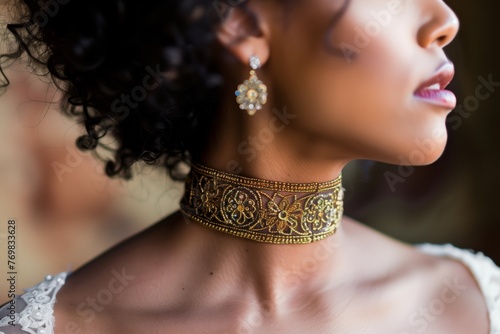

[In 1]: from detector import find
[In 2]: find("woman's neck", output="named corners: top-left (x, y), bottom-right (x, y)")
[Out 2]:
top-left (198, 96), bottom-right (350, 184)
top-left (174, 209), bottom-right (353, 313)
top-left (175, 161), bottom-right (354, 314)
top-left (183, 104), bottom-right (357, 311)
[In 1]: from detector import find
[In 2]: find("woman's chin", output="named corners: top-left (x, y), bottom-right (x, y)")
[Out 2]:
top-left (396, 140), bottom-right (448, 166)
top-left (374, 134), bottom-right (448, 167)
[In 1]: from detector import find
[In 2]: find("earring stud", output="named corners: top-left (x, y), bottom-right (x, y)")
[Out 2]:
top-left (235, 55), bottom-right (268, 116)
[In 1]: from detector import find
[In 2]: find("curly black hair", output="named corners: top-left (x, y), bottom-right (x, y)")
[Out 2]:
top-left (0, 0), bottom-right (350, 181)
top-left (0, 0), bottom-right (247, 180)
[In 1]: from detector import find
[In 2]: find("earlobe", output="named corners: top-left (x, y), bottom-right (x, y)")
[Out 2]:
top-left (214, 6), bottom-right (270, 67)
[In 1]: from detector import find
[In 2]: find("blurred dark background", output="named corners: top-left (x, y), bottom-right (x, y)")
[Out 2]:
top-left (344, 0), bottom-right (500, 263)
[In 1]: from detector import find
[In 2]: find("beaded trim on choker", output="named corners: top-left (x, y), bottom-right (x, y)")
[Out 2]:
top-left (179, 163), bottom-right (344, 244)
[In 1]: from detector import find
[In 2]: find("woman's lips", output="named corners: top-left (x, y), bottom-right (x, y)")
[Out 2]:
top-left (414, 86), bottom-right (457, 109)
top-left (413, 61), bottom-right (457, 109)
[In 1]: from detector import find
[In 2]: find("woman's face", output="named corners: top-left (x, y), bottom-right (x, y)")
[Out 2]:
top-left (256, 0), bottom-right (459, 165)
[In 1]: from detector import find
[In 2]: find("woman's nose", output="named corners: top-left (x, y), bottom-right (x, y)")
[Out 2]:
top-left (417, 1), bottom-right (459, 49)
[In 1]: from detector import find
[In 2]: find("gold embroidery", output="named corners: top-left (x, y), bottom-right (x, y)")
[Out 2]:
top-left (180, 163), bottom-right (344, 244)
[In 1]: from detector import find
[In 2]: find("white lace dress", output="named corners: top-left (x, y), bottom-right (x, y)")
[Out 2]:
top-left (1, 243), bottom-right (499, 334)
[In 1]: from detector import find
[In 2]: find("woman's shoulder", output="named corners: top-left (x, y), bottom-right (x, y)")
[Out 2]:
top-left (344, 216), bottom-right (497, 333)
top-left (50, 212), bottom-right (186, 333)
top-left (0, 272), bottom-right (68, 334)
top-left (415, 241), bottom-right (500, 285)
top-left (0, 212), bottom-right (183, 334)
top-left (415, 242), bottom-right (500, 333)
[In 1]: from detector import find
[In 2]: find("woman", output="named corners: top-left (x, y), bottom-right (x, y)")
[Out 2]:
top-left (1, 0), bottom-right (499, 333)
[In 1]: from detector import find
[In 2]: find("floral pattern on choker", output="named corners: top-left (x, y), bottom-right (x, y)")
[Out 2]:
top-left (179, 163), bottom-right (344, 244)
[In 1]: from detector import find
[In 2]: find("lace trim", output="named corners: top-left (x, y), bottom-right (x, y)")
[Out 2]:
top-left (416, 243), bottom-right (500, 334)
top-left (0, 272), bottom-right (68, 334)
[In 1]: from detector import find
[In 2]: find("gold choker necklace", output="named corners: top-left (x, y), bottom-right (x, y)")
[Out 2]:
top-left (179, 163), bottom-right (345, 244)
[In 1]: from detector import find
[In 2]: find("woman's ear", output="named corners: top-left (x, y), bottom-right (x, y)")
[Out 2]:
top-left (214, 5), bottom-right (270, 67)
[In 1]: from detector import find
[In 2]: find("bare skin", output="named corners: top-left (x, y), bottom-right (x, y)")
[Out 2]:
top-left (53, 213), bottom-right (489, 334)
top-left (46, 0), bottom-right (493, 333)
